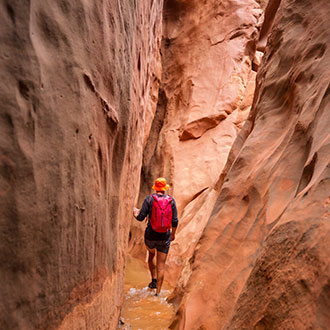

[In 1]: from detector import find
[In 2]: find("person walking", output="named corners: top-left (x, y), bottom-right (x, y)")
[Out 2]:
top-left (133, 177), bottom-right (178, 296)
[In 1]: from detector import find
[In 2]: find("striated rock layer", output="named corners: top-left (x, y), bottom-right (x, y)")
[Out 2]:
top-left (0, 1), bottom-right (163, 329)
top-left (129, 0), bottom-right (263, 284)
top-left (170, 0), bottom-right (330, 328)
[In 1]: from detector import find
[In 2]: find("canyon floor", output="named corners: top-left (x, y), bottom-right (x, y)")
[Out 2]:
top-left (120, 256), bottom-right (174, 330)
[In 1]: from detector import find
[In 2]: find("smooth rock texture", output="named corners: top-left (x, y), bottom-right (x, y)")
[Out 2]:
top-left (0, 1), bottom-right (163, 329)
top-left (129, 0), bottom-right (263, 278)
top-left (158, 0), bottom-right (263, 213)
top-left (158, 1), bottom-right (262, 286)
top-left (3, 0), bottom-right (329, 328)
top-left (165, 188), bottom-right (219, 287)
top-left (170, 0), bottom-right (330, 328)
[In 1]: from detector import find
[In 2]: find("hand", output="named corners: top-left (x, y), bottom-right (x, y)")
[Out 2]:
top-left (171, 227), bottom-right (177, 241)
top-left (133, 207), bottom-right (140, 218)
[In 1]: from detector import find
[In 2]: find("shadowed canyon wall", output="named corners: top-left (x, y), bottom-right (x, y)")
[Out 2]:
top-left (0, 0), bottom-right (163, 329)
top-left (169, 0), bottom-right (330, 328)
top-left (1, 0), bottom-right (329, 329)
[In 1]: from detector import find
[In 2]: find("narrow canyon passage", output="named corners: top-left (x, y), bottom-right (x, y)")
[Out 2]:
top-left (1, 0), bottom-right (330, 329)
top-left (119, 256), bottom-right (174, 330)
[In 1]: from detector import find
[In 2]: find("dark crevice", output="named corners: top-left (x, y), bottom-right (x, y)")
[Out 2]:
top-left (138, 89), bottom-right (168, 205)
top-left (137, 53), bottom-right (141, 71)
top-left (83, 73), bottom-right (96, 93)
top-left (6, 3), bottom-right (15, 24)
top-left (296, 152), bottom-right (317, 196)
top-left (83, 73), bottom-right (119, 132)
top-left (18, 80), bottom-right (30, 99)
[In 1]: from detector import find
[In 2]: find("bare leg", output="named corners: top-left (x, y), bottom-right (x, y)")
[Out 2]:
top-left (146, 246), bottom-right (156, 280)
top-left (156, 250), bottom-right (168, 295)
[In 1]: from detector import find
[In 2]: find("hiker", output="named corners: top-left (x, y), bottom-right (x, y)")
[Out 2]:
top-left (133, 177), bottom-right (178, 296)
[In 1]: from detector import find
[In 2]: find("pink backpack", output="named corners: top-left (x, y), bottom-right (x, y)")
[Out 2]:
top-left (150, 194), bottom-right (173, 233)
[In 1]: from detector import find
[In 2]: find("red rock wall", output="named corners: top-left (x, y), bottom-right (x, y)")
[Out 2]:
top-left (150, 0), bottom-right (263, 213)
top-left (170, 0), bottom-right (330, 328)
top-left (0, 1), bottom-right (163, 329)
top-left (129, 0), bottom-right (263, 284)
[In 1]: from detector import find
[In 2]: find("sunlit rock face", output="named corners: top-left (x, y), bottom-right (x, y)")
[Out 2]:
top-left (0, 1), bottom-right (163, 329)
top-left (156, 0), bottom-right (263, 213)
top-left (130, 0), bottom-right (263, 282)
top-left (170, 0), bottom-right (330, 328)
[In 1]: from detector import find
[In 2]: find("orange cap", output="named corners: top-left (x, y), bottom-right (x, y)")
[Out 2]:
top-left (152, 177), bottom-right (170, 191)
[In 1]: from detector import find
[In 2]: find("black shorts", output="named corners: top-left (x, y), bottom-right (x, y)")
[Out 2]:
top-left (145, 237), bottom-right (171, 254)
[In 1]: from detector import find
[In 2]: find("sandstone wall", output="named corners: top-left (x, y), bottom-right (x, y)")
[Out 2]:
top-left (170, 0), bottom-right (330, 328)
top-left (129, 0), bottom-right (263, 284)
top-left (150, 0), bottom-right (263, 213)
top-left (0, 1), bottom-right (163, 329)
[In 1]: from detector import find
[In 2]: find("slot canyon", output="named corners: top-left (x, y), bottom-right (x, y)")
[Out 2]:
top-left (1, 0), bottom-right (329, 329)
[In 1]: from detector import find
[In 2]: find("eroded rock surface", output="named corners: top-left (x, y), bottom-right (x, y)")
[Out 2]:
top-left (3, 0), bottom-right (328, 328)
top-left (0, 1), bottom-right (163, 329)
top-left (129, 0), bottom-right (263, 282)
top-left (158, 0), bottom-right (262, 213)
top-left (170, 0), bottom-right (330, 328)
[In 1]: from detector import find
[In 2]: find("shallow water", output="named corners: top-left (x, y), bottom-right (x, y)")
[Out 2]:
top-left (120, 256), bottom-right (174, 330)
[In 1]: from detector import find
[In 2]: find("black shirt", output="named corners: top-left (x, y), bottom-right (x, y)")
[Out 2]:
top-left (136, 193), bottom-right (179, 241)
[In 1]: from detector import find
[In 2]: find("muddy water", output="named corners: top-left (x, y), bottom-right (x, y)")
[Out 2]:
top-left (120, 256), bottom-right (175, 330)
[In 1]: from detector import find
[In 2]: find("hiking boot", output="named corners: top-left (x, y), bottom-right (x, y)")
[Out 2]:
top-left (148, 279), bottom-right (157, 289)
